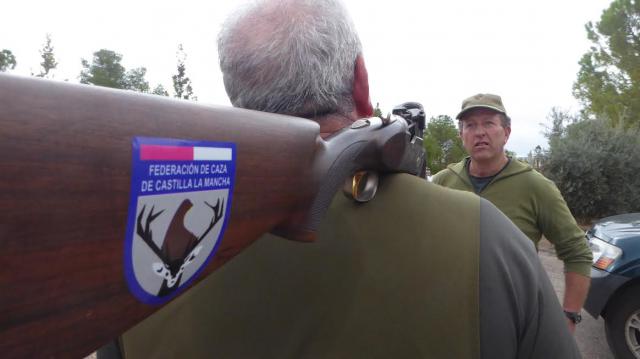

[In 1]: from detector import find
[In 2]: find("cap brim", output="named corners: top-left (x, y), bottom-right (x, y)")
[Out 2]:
top-left (456, 105), bottom-right (506, 119)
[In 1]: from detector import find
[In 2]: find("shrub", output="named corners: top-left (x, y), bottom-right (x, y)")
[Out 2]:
top-left (544, 118), bottom-right (640, 221)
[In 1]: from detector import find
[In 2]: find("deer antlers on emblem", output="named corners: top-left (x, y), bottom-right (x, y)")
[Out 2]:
top-left (136, 198), bottom-right (225, 296)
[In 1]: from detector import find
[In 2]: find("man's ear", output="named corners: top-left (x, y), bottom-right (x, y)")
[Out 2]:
top-left (352, 55), bottom-right (373, 118)
top-left (504, 125), bottom-right (511, 143)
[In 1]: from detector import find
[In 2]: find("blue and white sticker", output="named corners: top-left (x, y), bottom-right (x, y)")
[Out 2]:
top-left (124, 137), bottom-right (236, 305)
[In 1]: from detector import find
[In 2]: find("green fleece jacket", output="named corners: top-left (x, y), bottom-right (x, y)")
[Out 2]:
top-left (433, 158), bottom-right (592, 276)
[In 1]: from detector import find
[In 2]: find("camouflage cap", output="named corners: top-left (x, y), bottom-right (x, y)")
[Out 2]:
top-left (456, 93), bottom-right (507, 119)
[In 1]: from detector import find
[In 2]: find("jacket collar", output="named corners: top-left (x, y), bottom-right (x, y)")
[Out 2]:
top-left (447, 156), bottom-right (532, 184)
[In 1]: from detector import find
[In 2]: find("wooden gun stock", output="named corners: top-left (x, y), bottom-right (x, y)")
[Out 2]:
top-left (0, 74), bottom-right (423, 358)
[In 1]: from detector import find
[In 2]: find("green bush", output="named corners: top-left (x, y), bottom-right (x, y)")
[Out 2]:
top-left (543, 118), bottom-right (640, 221)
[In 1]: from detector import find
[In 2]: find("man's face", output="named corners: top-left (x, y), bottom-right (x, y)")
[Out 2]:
top-left (459, 108), bottom-right (511, 162)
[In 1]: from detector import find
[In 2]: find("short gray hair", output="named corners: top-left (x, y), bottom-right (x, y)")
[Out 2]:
top-left (218, 0), bottom-right (362, 117)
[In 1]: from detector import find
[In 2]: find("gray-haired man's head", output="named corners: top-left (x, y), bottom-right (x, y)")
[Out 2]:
top-left (218, 0), bottom-right (362, 118)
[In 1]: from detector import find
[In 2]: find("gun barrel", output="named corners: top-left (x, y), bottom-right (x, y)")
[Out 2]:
top-left (0, 74), bottom-right (319, 358)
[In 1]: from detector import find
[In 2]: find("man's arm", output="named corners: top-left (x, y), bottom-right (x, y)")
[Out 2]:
top-left (479, 199), bottom-right (581, 358)
top-left (536, 177), bottom-right (592, 331)
top-left (564, 272), bottom-right (591, 333)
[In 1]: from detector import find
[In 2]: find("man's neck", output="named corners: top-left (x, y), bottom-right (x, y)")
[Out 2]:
top-left (317, 113), bottom-right (357, 139)
top-left (468, 155), bottom-right (509, 177)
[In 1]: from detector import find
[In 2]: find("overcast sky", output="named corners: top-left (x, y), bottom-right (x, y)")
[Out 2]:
top-left (2, 0), bottom-right (612, 156)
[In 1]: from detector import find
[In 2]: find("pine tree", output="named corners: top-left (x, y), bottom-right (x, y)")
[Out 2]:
top-left (172, 44), bottom-right (196, 100)
top-left (37, 34), bottom-right (58, 78)
top-left (80, 49), bottom-right (127, 88)
top-left (79, 49), bottom-right (150, 93)
top-left (152, 84), bottom-right (170, 96)
top-left (573, 0), bottom-right (640, 127)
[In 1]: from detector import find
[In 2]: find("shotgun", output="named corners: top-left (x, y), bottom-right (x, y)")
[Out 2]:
top-left (0, 74), bottom-right (425, 358)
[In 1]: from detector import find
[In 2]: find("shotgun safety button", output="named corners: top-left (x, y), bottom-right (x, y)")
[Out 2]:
top-left (350, 119), bottom-right (370, 129)
top-left (381, 114), bottom-right (397, 126)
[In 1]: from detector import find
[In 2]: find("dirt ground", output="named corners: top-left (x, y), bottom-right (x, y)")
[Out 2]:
top-left (538, 239), bottom-right (614, 359)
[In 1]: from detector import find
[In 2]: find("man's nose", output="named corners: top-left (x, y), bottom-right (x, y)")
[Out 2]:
top-left (474, 127), bottom-right (487, 136)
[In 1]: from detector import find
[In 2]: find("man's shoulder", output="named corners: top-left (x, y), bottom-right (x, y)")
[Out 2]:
top-left (431, 168), bottom-right (451, 183)
top-left (522, 169), bottom-right (561, 196)
top-left (503, 162), bottom-right (556, 189)
top-left (380, 172), bottom-right (478, 206)
top-left (330, 173), bottom-right (481, 228)
top-left (431, 160), bottom-right (466, 185)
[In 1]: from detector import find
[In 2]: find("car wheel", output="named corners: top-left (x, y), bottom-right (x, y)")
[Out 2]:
top-left (605, 285), bottom-right (640, 359)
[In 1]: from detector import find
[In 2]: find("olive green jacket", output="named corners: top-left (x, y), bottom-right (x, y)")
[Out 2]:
top-left (116, 174), bottom-right (579, 358)
top-left (432, 158), bottom-right (592, 276)
top-left (120, 175), bottom-right (480, 358)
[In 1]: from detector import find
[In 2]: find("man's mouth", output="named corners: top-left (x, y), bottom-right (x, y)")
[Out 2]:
top-left (474, 142), bottom-right (489, 148)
